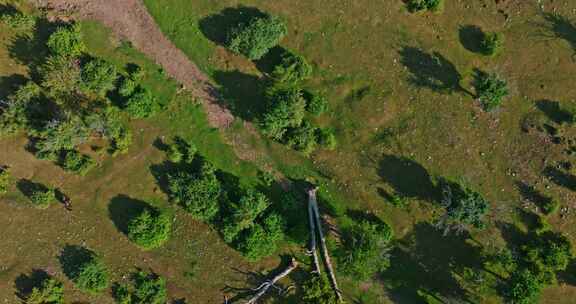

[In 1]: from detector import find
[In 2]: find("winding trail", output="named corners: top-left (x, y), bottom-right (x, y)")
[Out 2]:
top-left (36, 0), bottom-right (235, 128)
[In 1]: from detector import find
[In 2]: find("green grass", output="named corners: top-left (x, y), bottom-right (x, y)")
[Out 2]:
top-left (142, 0), bottom-right (576, 302)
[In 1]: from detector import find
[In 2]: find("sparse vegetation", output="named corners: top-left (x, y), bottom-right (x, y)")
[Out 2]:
top-left (0, 167), bottom-right (11, 195)
top-left (407, 0), bottom-right (443, 13)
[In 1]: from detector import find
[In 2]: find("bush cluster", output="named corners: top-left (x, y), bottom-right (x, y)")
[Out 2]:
top-left (81, 58), bottom-right (119, 97)
top-left (47, 24), bottom-right (86, 58)
top-left (0, 10), bottom-right (36, 32)
top-left (113, 271), bottom-right (167, 304)
top-left (127, 207), bottom-right (172, 250)
top-left (23, 277), bottom-right (64, 304)
top-left (301, 274), bottom-right (338, 304)
top-left (226, 15), bottom-right (287, 60)
top-left (271, 51), bottom-right (313, 85)
top-left (166, 136), bottom-right (197, 163)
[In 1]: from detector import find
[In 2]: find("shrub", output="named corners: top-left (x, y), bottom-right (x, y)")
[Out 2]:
top-left (222, 189), bottom-right (270, 243)
top-left (226, 15), bottom-right (288, 60)
top-left (261, 88), bottom-right (306, 140)
top-left (124, 89), bottom-right (162, 118)
top-left (305, 92), bottom-right (329, 116)
top-left (29, 185), bottom-right (56, 209)
top-left (166, 136), bottom-right (197, 163)
top-left (81, 59), bottom-right (119, 96)
top-left (0, 167), bottom-right (11, 195)
top-left (541, 198), bottom-right (560, 215)
top-left (167, 161), bottom-right (222, 220)
top-left (23, 277), bottom-right (64, 304)
top-left (316, 128), bottom-right (337, 150)
top-left (238, 213), bottom-right (285, 261)
top-left (0, 11), bottom-right (36, 32)
top-left (302, 274), bottom-right (338, 304)
top-left (73, 257), bottom-right (109, 294)
top-left (33, 117), bottom-right (90, 161)
top-left (339, 220), bottom-right (394, 280)
top-left (127, 207), bottom-right (172, 250)
top-left (407, 0), bottom-right (443, 13)
top-left (113, 271), bottom-right (167, 304)
top-left (437, 179), bottom-right (490, 235)
top-left (474, 71), bottom-right (509, 112)
top-left (389, 194), bottom-right (408, 208)
top-left (60, 150), bottom-right (95, 175)
top-left (101, 107), bottom-right (132, 155)
top-left (480, 32), bottom-right (504, 56)
top-left (271, 51), bottom-right (312, 84)
top-left (285, 120), bottom-right (318, 155)
top-left (47, 24), bottom-right (86, 58)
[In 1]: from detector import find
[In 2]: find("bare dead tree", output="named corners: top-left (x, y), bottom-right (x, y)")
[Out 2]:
top-left (245, 257), bottom-right (298, 304)
top-left (308, 187), bottom-right (343, 302)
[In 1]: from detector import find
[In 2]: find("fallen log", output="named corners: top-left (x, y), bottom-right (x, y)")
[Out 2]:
top-left (308, 187), bottom-right (343, 302)
top-left (308, 192), bottom-right (322, 275)
top-left (245, 257), bottom-right (299, 304)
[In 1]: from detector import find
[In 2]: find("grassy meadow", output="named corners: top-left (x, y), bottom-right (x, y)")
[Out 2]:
top-left (2, 0), bottom-right (576, 303)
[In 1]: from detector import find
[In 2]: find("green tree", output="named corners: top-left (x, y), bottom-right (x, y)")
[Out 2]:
top-left (0, 11), bottom-right (36, 32)
top-left (81, 58), bottom-right (119, 96)
top-left (437, 179), bottom-right (490, 235)
top-left (222, 189), bottom-right (270, 243)
top-left (47, 24), bottom-right (86, 58)
top-left (271, 51), bottom-right (312, 84)
top-left (124, 89), bottom-right (162, 118)
top-left (474, 71), bottom-right (509, 112)
top-left (226, 15), bottom-right (287, 60)
top-left (40, 55), bottom-right (82, 102)
top-left (167, 161), bottom-right (222, 220)
top-left (285, 120), bottom-right (318, 155)
top-left (261, 87), bottom-right (306, 140)
top-left (481, 32), bottom-right (504, 56)
top-left (305, 92), bottom-right (329, 116)
top-left (23, 277), bottom-right (64, 304)
top-left (339, 219), bottom-right (394, 280)
top-left (113, 271), bottom-right (167, 304)
top-left (73, 257), bottom-right (110, 294)
top-left (29, 185), bottom-right (56, 209)
top-left (238, 213), bottom-right (285, 261)
top-left (506, 269), bottom-right (543, 304)
top-left (127, 207), bottom-right (172, 250)
top-left (60, 150), bottom-right (96, 175)
top-left (302, 274), bottom-right (338, 304)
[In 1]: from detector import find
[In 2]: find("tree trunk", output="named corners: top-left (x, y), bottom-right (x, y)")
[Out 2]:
top-left (245, 258), bottom-right (299, 304)
top-left (308, 188), bottom-right (343, 302)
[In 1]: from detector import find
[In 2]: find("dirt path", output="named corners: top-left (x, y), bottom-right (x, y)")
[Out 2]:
top-left (35, 0), bottom-right (235, 129)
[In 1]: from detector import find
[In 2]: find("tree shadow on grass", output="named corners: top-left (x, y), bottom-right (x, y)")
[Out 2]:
top-left (378, 155), bottom-right (439, 202)
top-left (399, 46), bottom-right (472, 96)
top-left (213, 70), bottom-right (266, 122)
top-left (199, 6), bottom-right (267, 46)
top-left (515, 181), bottom-right (553, 214)
top-left (16, 179), bottom-right (48, 200)
top-left (253, 46), bottom-right (289, 75)
top-left (0, 74), bottom-right (27, 100)
top-left (58, 245), bottom-right (95, 281)
top-left (108, 195), bottom-right (149, 235)
top-left (382, 222), bottom-right (482, 303)
top-left (543, 166), bottom-right (576, 191)
top-left (459, 25), bottom-right (485, 54)
top-left (535, 100), bottom-right (573, 124)
top-left (8, 18), bottom-right (63, 77)
top-left (539, 13), bottom-right (576, 57)
top-left (14, 269), bottom-right (50, 300)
